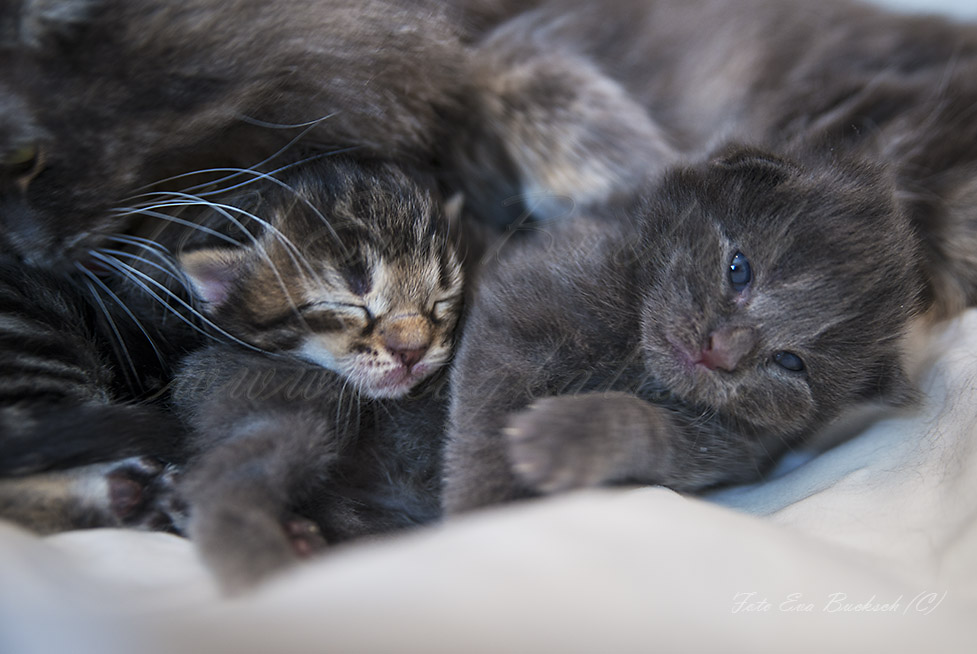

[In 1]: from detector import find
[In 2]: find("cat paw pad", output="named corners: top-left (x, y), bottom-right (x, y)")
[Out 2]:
top-left (106, 457), bottom-right (185, 533)
top-left (504, 396), bottom-right (618, 494)
top-left (283, 516), bottom-right (327, 558)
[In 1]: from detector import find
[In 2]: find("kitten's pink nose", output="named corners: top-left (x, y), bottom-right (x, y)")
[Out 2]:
top-left (698, 326), bottom-right (757, 372)
top-left (389, 346), bottom-right (428, 369)
top-left (381, 315), bottom-right (432, 370)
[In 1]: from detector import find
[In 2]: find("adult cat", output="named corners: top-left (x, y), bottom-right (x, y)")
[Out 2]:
top-left (0, 0), bottom-right (470, 267)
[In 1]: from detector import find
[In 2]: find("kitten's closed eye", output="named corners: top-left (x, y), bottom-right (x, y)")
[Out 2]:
top-left (304, 301), bottom-right (372, 322)
top-left (432, 298), bottom-right (458, 322)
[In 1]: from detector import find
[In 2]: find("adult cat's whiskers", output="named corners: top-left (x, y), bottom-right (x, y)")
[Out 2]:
top-left (76, 266), bottom-right (142, 392)
top-left (105, 233), bottom-right (174, 258)
top-left (109, 207), bottom-right (244, 248)
top-left (125, 111), bottom-right (347, 197)
top-left (114, 198), bottom-right (312, 320)
top-left (88, 251), bottom-right (268, 354)
top-left (126, 152), bottom-right (351, 259)
top-left (99, 247), bottom-right (187, 288)
top-left (127, 193), bottom-right (317, 278)
top-left (236, 112), bottom-right (342, 130)
top-left (75, 259), bottom-right (169, 369)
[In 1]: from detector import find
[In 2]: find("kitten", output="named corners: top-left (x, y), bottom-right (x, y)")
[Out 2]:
top-left (442, 147), bottom-right (925, 512)
top-left (440, 0), bottom-right (977, 511)
top-left (0, 0), bottom-right (470, 268)
top-left (165, 156), bottom-right (466, 592)
top-left (0, 457), bottom-right (182, 535)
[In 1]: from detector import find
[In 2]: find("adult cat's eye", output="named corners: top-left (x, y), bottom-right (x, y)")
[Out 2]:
top-left (2, 143), bottom-right (40, 178)
top-left (729, 251), bottom-right (752, 292)
top-left (773, 351), bottom-right (805, 372)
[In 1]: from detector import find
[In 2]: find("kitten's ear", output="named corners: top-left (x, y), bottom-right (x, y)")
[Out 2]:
top-left (178, 248), bottom-right (250, 309)
top-left (710, 145), bottom-right (799, 186)
top-left (12, 0), bottom-right (103, 50)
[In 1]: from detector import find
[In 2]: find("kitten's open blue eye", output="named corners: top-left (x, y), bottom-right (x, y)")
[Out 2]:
top-left (729, 251), bottom-right (752, 292)
top-left (774, 351), bottom-right (805, 372)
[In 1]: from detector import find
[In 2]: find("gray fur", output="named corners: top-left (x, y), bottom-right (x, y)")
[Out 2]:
top-left (444, 150), bottom-right (924, 512)
top-left (456, 0), bottom-right (977, 316)
top-left (0, 0), bottom-right (471, 266)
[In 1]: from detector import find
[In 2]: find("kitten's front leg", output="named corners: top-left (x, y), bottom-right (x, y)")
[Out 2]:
top-left (504, 393), bottom-right (665, 494)
top-left (174, 347), bottom-right (345, 594)
top-left (181, 412), bottom-right (335, 595)
top-left (504, 392), bottom-right (769, 495)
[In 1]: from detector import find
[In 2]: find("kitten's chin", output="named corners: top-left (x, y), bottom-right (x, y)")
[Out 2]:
top-left (358, 363), bottom-right (436, 400)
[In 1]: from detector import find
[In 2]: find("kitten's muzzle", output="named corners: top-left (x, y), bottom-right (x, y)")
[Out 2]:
top-left (697, 326), bottom-right (757, 372)
top-left (379, 314), bottom-right (432, 371)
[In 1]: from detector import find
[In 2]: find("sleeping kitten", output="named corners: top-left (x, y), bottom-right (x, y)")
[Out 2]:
top-left (443, 146), bottom-right (925, 511)
top-left (164, 156), bottom-right (466, 592)
top-left (0, 0), bottom-right (471, 267)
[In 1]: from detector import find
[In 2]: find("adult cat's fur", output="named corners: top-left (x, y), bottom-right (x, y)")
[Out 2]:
top-left (0, 256), bottom-right (184, 475)
top-left (443, 148), bottom-right (924, 511)
top-left (0, 0), bottom-right (471, 267)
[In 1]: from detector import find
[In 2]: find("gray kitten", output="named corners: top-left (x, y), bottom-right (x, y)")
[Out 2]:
top-left (444, 148), bottom-right (924, 511)
top-left (443, 0), bottom-right (977, 511)
top-left (454, 0), bottom-right (977, 316)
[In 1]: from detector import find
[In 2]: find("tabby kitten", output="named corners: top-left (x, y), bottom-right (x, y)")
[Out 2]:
top-left (166, 156), bottom-right (466, 592)
top-left (442, 147), bottom-right (924, 512)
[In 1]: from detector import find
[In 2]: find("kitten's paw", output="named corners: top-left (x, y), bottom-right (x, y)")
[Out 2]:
top-left (504, 396), bottom-right (618, 494)
top-left (106, 457), bottom-right (186, 534)
top-left (189, 501), bottom-right (327, 594)
top-left (283, 515), bottom-right (327, 558)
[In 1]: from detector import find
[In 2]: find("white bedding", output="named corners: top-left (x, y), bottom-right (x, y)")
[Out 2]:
top-left (4, 1), bottom-right (977, 652)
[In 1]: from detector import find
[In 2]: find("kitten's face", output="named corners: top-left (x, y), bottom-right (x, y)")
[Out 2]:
top-left (178, 160), bottom-right (464, 399)
top-left (634, 148), bottom-right (923, 435)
